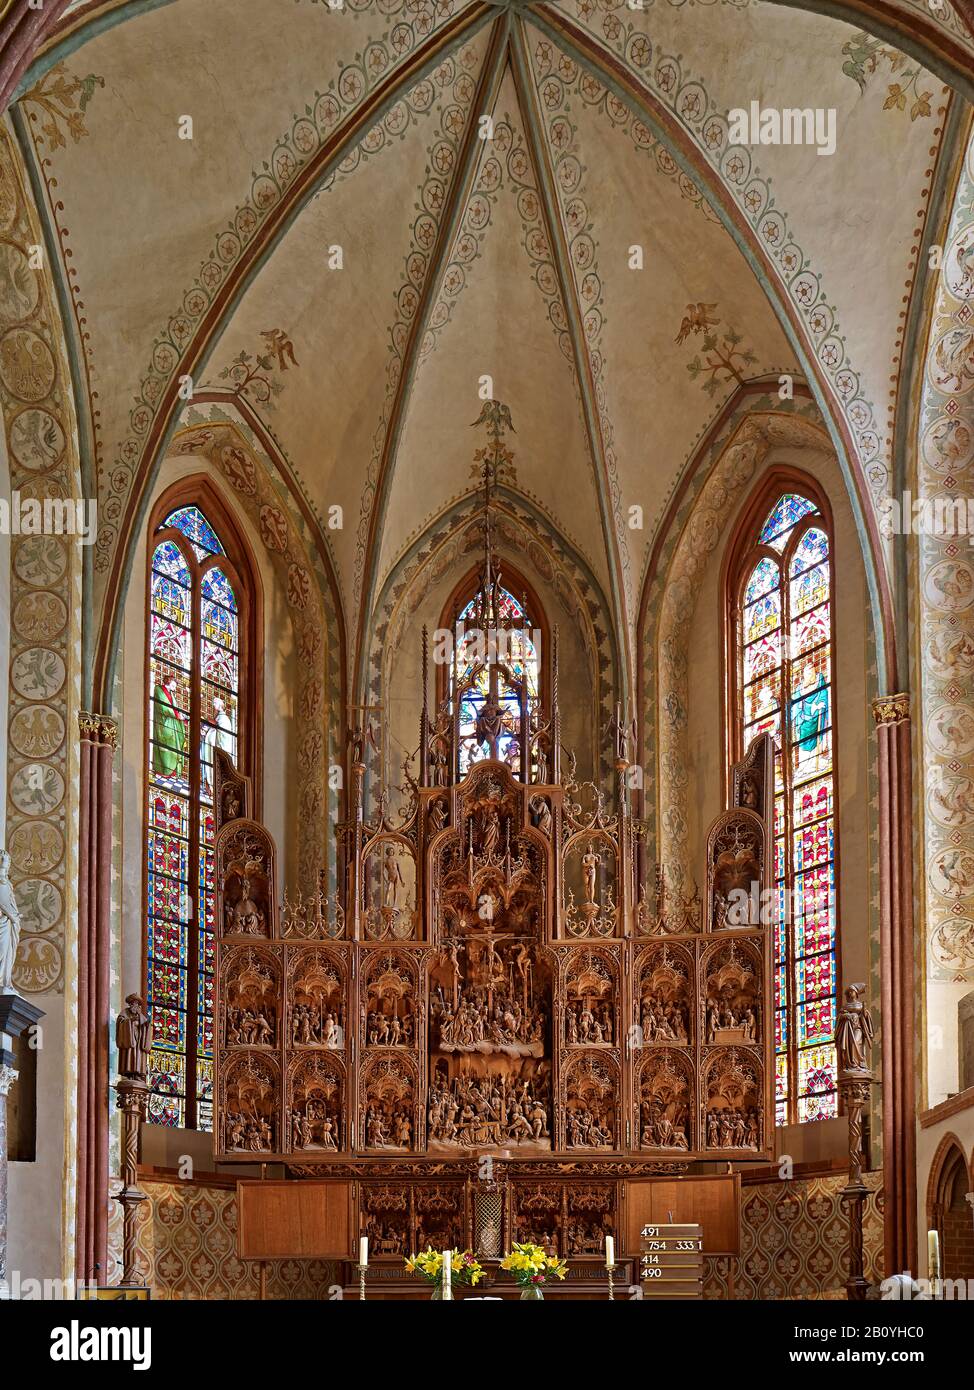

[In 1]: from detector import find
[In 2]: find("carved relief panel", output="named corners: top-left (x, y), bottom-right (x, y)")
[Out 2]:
top-left (360, 1180), bottom-right (466, 1257)
top-left (560, 945), bottom-right (618, 1048)
top-left (221, 945), bottom-right (281, 1050)
top-left (701, 938), bottom-right (764, 1047)
top-left (702, 1047), bottom-right (765, 1152)
top-left (361, 948), bottom-right (419, 1050)
top-left (287, 946), bottom-right (347, 1050)
top-left (216, 819), bottom-right (276, 939)
top-left (286, 1052), bottom-right (345, 1152)
top-left (562, 1052), bottom-right (620, 1150)
top-left (360, 1053), bottom-right (419, 1152)
top-left (222, 1051), bottom-right (280, 1154)
top-left (509, 1179), bottom-right (617, 1260)
top-left (564, 1185), bottom-right (615, 1257)
top-left (636, 1047), bottom-right (694, 1152)
top-left (510, 1182), bottom-right (562, 1254)
top-left (706, 808), bottom-right (768, 933)
top-left (635, 941), bottom-right (693, 1047)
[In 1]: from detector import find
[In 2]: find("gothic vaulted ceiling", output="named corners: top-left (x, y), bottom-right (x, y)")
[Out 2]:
top-left (9, 0), bottom-right (959, 696)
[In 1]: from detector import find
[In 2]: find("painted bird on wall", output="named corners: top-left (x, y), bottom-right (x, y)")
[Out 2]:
top-left (675, 302), bottom-right (719, 344)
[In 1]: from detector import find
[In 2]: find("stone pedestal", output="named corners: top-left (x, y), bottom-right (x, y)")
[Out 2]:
top-left (113, 1078), bottom-right (149, 1284)
top-left (838, 1072), bottom-right (875, 1301)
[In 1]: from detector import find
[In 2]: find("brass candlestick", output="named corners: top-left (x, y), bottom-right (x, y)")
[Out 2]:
top-left (357, 1263), bottom-right (368, 1301)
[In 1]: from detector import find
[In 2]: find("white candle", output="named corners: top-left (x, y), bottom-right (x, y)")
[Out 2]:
top-left (359, 1236), bottom-right (369, 1268)
top-left (442, 1249), bottom-right (452, 1298)
top-left (605, 1235), bottom-right (615, 1269)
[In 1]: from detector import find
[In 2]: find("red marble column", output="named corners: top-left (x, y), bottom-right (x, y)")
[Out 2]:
top-left (75, 712), bottom-right (117, 1285)
top-left (873, 693), bottom-right (917, 1278)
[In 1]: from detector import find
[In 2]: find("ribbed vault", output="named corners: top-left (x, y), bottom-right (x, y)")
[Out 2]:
top-left (5, 0), bottom-right (961, 705)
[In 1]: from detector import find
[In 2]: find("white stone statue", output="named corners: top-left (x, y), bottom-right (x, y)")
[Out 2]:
top-left (0, 850), bottom-right (22, 991)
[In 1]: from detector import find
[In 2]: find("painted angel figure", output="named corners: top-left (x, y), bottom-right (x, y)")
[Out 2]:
top-left (834, 982), bottom-right (874, 1074)
top-left (0, 850), bottom-right (22, 991)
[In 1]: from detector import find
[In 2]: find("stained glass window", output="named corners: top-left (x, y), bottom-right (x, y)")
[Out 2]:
top-left (453, 585), bottom-right (540, 775)
top-left (736, 491), bottom-right (838, 1126)
top-left (146, 502), bottom-right (247, 1130)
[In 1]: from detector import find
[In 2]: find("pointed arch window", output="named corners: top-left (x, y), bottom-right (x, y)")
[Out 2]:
top-left (730, 486), bottom-right (839, 1125)
top-left (439, 568), bottom-right (546, 778)
top-left (145, 493), bottom-right (257, 1130)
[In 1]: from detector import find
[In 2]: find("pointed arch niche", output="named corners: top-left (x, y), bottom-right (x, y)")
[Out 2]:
top-left (651, 426), bottom-right (874, 1159)
top-left (142, 478), bottom-right (262, 1131)
top-left (725, 472), bottom-right (841, 1128)
top-left (116, 462), bottom-right (307, 1152)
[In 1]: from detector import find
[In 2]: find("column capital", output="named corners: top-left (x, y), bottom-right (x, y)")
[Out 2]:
top-left (872, 693), bottom-right (910, 727)
top-left (0, 1064), bottom-right (18, 1098)
top-left (78, 712), bottom-right (118, 749)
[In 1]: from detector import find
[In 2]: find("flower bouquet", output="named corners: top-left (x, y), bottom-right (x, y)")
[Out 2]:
top-left (404, 1248), bottom-right (485, 1299)
top-left (499, 1242), bottom-right (568, 1299)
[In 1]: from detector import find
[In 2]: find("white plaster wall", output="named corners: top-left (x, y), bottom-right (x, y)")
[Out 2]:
top-left (7, 1005), bottom-right (65, 1284)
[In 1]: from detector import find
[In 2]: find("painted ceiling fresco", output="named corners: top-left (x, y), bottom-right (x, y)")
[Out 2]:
top-left (10, 0), bottom-right (957, 692)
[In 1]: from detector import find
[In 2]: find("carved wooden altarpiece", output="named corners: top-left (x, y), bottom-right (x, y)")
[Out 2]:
top-left (213, 539), bottom-right (776, 1267)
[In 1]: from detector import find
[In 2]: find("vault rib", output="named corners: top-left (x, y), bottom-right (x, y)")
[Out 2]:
top-left (353, 12), bottom-right (514, 696)
top-left (509, 15), bottom-right (634, 703)
top-left (92, 1), bottom-right (498, 706)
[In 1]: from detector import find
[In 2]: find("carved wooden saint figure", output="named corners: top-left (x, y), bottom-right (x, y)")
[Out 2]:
top-left (835, 982), bottom-right (874, 1074)
top-left (382, 845), bottom-right (406, 908)
top-left (225, 874), bottom-right (265, 935)
top-left (116, 993), bottom-right (151, 1079)
top-left (530, 794), bottom-right (552, 836)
